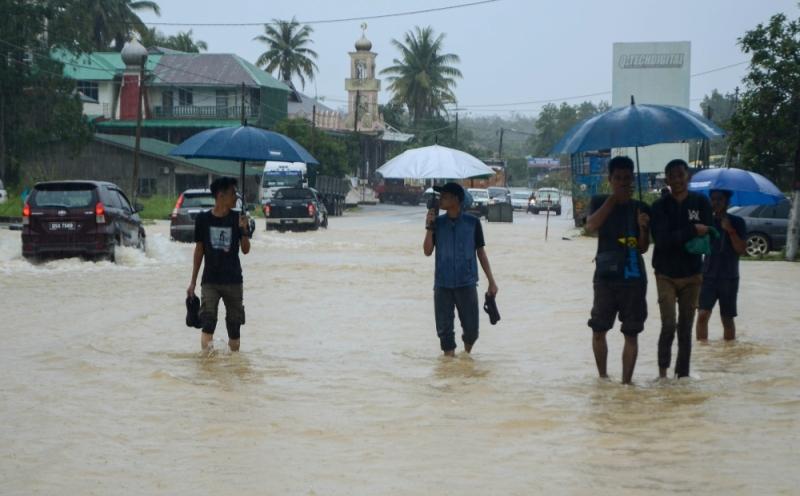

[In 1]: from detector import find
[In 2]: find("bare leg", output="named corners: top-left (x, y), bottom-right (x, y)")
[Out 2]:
top-left (721, 316), bottom-right (736, 341)
top-left (201, 332), bottom-right (213, 350)
top-left (464, 342), bottom-right (474, 354)
top-left (622, 335), bottom-right (638, 385)
top-left (696, 309), bottom-right (711, 341)
top-left (229, 339), bottom-right (240, 352)
top-left (443, 350), bottom-right (455, 357)
top-left (592, 331), bottom-right (609, 378)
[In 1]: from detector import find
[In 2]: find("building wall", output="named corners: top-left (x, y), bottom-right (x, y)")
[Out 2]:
top-left (81, 81), bottom-right (116, 118)
top-left (20, 140), bottom-right (183, 198)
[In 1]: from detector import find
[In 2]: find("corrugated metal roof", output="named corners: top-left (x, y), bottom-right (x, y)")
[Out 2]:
top-left (53, 49), bottom-right (160, 81)
top-left (93, 133), bottom-right (263, 176)
top-left (152, 54), bottom-right (289, 91)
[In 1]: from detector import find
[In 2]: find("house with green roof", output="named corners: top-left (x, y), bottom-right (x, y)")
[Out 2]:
top-left (53, 47), bottom-right (290, 143)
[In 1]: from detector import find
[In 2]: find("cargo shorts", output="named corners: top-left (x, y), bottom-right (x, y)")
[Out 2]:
top-left (199, 283), bottom-right (245, 339)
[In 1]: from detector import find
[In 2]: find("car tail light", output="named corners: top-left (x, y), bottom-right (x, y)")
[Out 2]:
top-left (171, 194), bottom-right (184, 219)
top-left (22, 203), bottom-right (30, 225)
top-left (308, 203), bottom-right (316, 217)
top-left (95, 202), bottom-right (106, 224)
top-left (263, 204), bottom-right (271, 217)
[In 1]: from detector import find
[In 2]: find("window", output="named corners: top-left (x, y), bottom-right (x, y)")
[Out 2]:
top-left (216, 90), bottom-right (229, 117)
top-left (162, 90), bottom-right (174, 110)
top-left (250, 88), bottom-right (260, 112)
top-left (178, 89), bottom-right (193, 106)
top-left (104, 188), bottom-right (122, 209)
top-left (774, 201), bottom-right (791, 219)
top-left (137, 178), bottom-right (157, 198)
top-left (77, 81), bottom-right (99, 101)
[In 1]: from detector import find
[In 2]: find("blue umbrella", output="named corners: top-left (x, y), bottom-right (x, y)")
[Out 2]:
top-left (689, 168), bottom-right (784, 206)
top-left (551, 101), bottom-right (725, 155)
top-left (552, 99), bottom-right (726, 199)
top-left (169, 125), bottom-right (319, 164)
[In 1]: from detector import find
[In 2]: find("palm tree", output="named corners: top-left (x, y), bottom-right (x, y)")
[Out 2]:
top-left (88, 0), bottom-right (161, 51)
top-left (165, 30), bottom-right (208, 52)
top-left (253, 17), bottom-right (318, 89)
top-left (381, 26), bottom-right (462, 126)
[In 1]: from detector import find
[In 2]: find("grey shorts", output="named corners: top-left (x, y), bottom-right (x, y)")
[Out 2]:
top-left (200, 283), bottom-right (245, 338)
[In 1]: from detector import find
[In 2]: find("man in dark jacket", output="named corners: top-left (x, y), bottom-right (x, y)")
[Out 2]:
top-left (423, 183), bottom-right (498, 356)
top-left (650, 159), bottom-right (712, 378)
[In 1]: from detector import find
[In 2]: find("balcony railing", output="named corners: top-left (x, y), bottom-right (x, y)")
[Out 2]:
top-left (153, 105), bottom-right (260, 120)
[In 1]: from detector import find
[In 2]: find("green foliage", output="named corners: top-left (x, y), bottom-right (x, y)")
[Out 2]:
top-left (0, 0), bottom-right (96, 187)
top-left (85, 0), bottom-right (161, 51)
top-left (141, 27), bottom-right (207, 52)
top-left (381, 26), bottom-right (462, 125)
top-left (729, 10), bottom-right (800, 190)
top-left (690, 89), bottom-right (738, 162)
top-left (530, 101), bottom-right (610, 157)
top-left (274, 118), bottom-right (353, 177)
top-left (253, 18), bottom-right (318, 89)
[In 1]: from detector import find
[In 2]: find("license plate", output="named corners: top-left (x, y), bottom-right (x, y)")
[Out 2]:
top-left (281, 219), bottom-right (297, 224)
top-left (50, 222), bottom-right (76, 231)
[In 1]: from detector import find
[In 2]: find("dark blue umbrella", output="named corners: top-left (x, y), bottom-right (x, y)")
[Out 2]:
top-left (169, 125), bottom-right (319, 164)
top-left (551, 99), bottom-right (726, 200)
top-left (551, 101), bottom-right (726, 155)
top-left (689, 167), bottom-right (784, 206)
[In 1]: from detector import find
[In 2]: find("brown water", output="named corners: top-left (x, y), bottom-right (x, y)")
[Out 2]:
top-left (1, 204), bottom-right (798, 495)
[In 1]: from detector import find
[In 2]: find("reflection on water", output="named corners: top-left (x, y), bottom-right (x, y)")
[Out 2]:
top-left (0, 209), bottom-right (799, 494)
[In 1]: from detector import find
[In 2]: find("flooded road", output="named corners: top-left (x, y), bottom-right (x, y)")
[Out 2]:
top-left (1, 203), bottom-right (798, 495)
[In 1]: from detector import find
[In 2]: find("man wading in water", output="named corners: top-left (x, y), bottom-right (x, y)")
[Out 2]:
top-left (585, 156), bottom-right (651, 384)
top-left (187, 177), bottom-right (251, 351)
top-left (423, 182), bottom-right (498, 357)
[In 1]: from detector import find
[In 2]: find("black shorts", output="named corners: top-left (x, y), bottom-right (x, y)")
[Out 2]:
top-left (588, 280), bottom-right (647, 336)
top-left (698, 278), bottom-right (739, 318)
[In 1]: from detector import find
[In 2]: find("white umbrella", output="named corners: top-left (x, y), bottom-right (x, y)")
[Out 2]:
top-left (376, 144), bottom-right (495, 179)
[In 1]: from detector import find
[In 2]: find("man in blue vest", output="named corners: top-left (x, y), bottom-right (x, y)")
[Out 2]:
top-left (423, 182), bottom-right (499, 356)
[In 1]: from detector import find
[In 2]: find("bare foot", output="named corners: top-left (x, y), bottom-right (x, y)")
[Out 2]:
top-left (443, 350), bottom-right (455, 357)
top-left (659, 368), bottom-right (668, 379)
top-left (464, 343), bottom-right (474, 354)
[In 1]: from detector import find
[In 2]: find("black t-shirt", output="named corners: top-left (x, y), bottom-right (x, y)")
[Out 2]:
top-left (432, 214), bottom-right (486, 249)
top-left (194, 210), bottom-right (243, 285)
top-left (589, 195), bottom-right (651, 283)
top-left (703, 214), bottom-right (746, 279)
top-left (650, 192), bottom-right (713, 278)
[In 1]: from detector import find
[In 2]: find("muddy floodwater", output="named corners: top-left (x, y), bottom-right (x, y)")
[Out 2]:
top-left (1, 203), bottom-right (798, 495)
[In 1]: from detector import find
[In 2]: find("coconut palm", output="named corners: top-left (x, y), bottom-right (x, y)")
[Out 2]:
top-left (253, 17), bottom-right (318, 89)
top-left (381, 26), bottom-right (462, 126)
top-left (165, 30), bottom-right (208, 52)
top-left (88, 0), bottom-right (161, 51)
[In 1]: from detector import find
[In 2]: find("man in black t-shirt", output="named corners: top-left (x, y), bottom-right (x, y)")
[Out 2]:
top-left (187, 177), bottom-right (251, 351)
top-left (695, 189), bottom-right (747, 341)
top-left (585, 156), bottom-right (651, 384)
top-left (650, 159), bottom-right (712, 378)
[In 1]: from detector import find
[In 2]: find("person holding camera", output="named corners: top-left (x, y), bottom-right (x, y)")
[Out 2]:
top-left (585, 156), bottom-right (651, 384)
top-left (187, 177), bottom-right (251, 352)
top-left (423, 182), bottom-right (498, 357)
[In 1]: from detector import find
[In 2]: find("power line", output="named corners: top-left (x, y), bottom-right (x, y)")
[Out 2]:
top-left (138, 0), bottom-right (500, 27)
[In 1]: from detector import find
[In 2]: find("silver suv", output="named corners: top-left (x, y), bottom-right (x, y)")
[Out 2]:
top-left (170, 189), bottom-right (255, 242)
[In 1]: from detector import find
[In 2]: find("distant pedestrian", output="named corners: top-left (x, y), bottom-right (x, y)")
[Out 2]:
top-left (650, 159), bottom-right (712, 378)
top-left (585, 156), bottom-right (651, 384)
top-left (187, 177), bottom-right (251, 352)
top-left (695, 189), bottom-right (747, 341)
top-left (423, 182), bottom-right (498, 356)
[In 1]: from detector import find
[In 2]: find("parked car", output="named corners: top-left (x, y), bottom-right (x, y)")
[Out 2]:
top-left (487, 186), bottom-right (511, 205)
top-left (529, 187), bottom-right (562, 215)
top-left (729, 199), bottom-right (792, 256)
top-left (510, 189), bottom-right (533, 210)
top-left (21, 180), bottom-right (145, 262)
top-left (263, 187), bottom-right (328, 232)
top-left (0, 179), bottom-right (7, 204)
top-left (170, 189), bottom-right (255, 242)
top-left (466, 188), bottom-right (490, 217)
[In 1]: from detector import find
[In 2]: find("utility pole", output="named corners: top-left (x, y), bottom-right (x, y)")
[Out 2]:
top-left (454, 112), bottom-right (459, 147)
top-left (497, 127), bottom-right (505, 160)
top-left (311, 104), bottom-right (317, 156)
top-left (353, 90), bottom-right (362, 178)
top-left (131, 55), bottom-right (146, 205)
top-left (240, 82), bottom-right (246, 205)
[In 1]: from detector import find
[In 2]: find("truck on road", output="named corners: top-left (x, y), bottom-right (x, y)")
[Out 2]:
top-left (259, 161), bottom-right (349, 217)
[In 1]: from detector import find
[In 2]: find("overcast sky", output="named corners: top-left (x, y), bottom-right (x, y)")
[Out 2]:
top-left (139, 0), bottom-right (799, 116)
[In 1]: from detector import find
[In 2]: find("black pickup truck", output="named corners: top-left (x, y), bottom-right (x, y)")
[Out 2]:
top-left (263, 187), bottom-right (328, 232)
